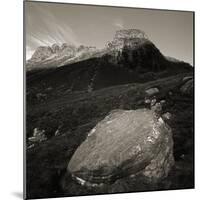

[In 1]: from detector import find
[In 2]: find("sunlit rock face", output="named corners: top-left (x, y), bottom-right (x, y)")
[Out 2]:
top-left (30, 46), bottom-right (53, 62)
top-left (77, 45), bottom-right (96, 52)
top-left (107, 29), bottom-right (149, 51)
top-left (51, 44), bottom-right (60, 54)
top-left (68, 109), bottom-right (174, 186)
top-left (59, 44), bottom-right (77, 58)
top-left (106, 29), bottom-right (161, 68)
top-left (26, 43), bottom-right (100, 70)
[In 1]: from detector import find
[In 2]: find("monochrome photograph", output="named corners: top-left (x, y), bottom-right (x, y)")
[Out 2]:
top-left (24, 1), bottom-right (194, 199)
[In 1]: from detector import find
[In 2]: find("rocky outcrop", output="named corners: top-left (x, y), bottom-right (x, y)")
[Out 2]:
top-left (180, 79), bottom-right (193, 96)
top-left (59, 43), bottom-right (76, 57)
top-left (107, 31), bottom-right (170, 75)
top-left (182, 76), bottom-right (193, 82)
top-left (26, 43), bottom-right (100, 70)
top-left (115, 29), bottom-right (148, 39)
top-left (162, 112), bottom-right (172, 121)
top-left (145, 88), bottom-right (159, 96)
top-left (68, 109), bottom-right (174, 186)
top-left (77, 45), bottom-right (96, 52)
top-left (107, 29), bottom-right (148, 51)
top-left (28, 128), bottom-right (47, 143)
top-left (51, 44), bottom-right (60, 54)
top-left (30, 46), bottom-right (53, 62)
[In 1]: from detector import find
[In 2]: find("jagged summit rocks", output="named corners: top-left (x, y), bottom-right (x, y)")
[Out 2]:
top-left (26, 43), bottom-right (98, 70)
top-left (29, 43), bottom-right (77, 62)
top-left (107, 29), bottom-right (149, 51)
top-left (51, 44), bottom-right (60, 54)
top-left (115, 29), bottom-right (148, 39)
top-left (30, 46), bottom-right (53, 62)
top-left (68, 109), bottom-right (174, 186)
top-left (26, 29), bottom-right (152, 70)
top-left (26, 28), bottom-right (192, 75)
top-left (26, 29), bottom-right (192, 96)
top-left (105, 29), bottom-right (169, 74)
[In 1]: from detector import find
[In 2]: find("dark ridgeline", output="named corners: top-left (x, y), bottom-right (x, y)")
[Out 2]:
top-left (26, 29), bottom-right (194, 199)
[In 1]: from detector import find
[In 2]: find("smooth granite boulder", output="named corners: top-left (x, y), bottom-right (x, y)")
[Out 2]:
top-left (68, 109), bottom-right (174, 186)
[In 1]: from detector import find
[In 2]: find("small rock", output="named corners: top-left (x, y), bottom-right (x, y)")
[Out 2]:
top-left (36, 93), bottom-right (47, 101)
top-left (46, 87), bottom-right (53, 91)
top-left (183, 76), bottom-right (193, 82)
top-left (29, 128), bottom-right (47, 143)
top-left (87, 85), bottom-right (93, 93)
top-left (180, 154), bottom-right (185, 159)
top-left (160, 100), bottom-right (166, 105)
top-left (144, 98), bottom-right (151, 104)
top-left (27, 144), bottom-right (35, 149)
top-left (28, 137), bottom-right (39, 143)
top-left (144, 98), bottom-right (151, 109)
top-left (162, 112), bottom-right (172, 120)
top-left (151, 102), bottom-right (162, 117)
top-left (145, 88), bottom-right (159, 96)
top-left (55, 129), bottom-right (61, 136)
top-left (168, 91), bottom-right (173, 96)
top-left (33, 128), bottom-right (42, 137)
top-left (150, 97), bottom-right (157, 107)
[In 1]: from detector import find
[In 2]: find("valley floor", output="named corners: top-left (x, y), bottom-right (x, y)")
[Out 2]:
top-left (26, 72), bottom-right (194, 199)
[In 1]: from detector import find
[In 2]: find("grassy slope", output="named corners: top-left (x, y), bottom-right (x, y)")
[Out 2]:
top-left (26, 72), bottom-right (194, 199)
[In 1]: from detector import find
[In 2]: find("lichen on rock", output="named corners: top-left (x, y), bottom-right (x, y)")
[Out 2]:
top-left (67, 109), bottom-right (174, 186)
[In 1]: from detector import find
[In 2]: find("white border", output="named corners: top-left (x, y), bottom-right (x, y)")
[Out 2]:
top-left (0, 0), bottom-right (199, 199)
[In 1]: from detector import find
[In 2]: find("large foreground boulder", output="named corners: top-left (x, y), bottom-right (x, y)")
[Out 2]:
top-left (68, 109), bottom-right (174, 186)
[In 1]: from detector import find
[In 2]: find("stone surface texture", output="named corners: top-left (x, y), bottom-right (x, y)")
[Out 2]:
top-left (68, 109), bottom-right (174, 186)
top-left (107, 29), bottom-right (148, 51)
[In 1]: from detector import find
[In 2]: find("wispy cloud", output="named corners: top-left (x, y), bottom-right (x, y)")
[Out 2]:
top-left (26, 2), bottom-right (80, 59)
top-left (113, 19), bottom-right (124, 29)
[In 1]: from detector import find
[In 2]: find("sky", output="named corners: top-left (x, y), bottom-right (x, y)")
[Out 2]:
top-left (25, 1), bottom-right (194, 65)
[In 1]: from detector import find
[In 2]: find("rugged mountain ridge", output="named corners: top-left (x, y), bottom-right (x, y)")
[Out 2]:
top-left (107, 29), bottom-right (148, 51)
top-left (26, 29), bottom-right (191, 72)
top-left (26, 43), bottom-right (100, 70)
top-left (27, 29), bottom-right (192, 99)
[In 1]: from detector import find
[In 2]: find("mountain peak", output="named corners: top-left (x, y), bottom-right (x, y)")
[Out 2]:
top-left (51, 44), bottom-right (60, 54)
top-left (26, 29), bottom-right (162, 71)
top-left (115, 29), bottom-right (148, 40)
top-left (30, 46), bottom-right (53, 62)
top-left (107, 29), bottom-right (149, 51)
top-left (26, 42), bottom-right (101, 70)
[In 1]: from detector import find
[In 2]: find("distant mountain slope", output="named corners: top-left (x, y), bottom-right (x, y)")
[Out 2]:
top-left (26, 29), bottom-right (192, 71)
top-left (27, 37), bottom-right (192, 100)
top-left (26, 43), bottom-right (102, 70)
top-left (26, 29), bottom-right (192, 106)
